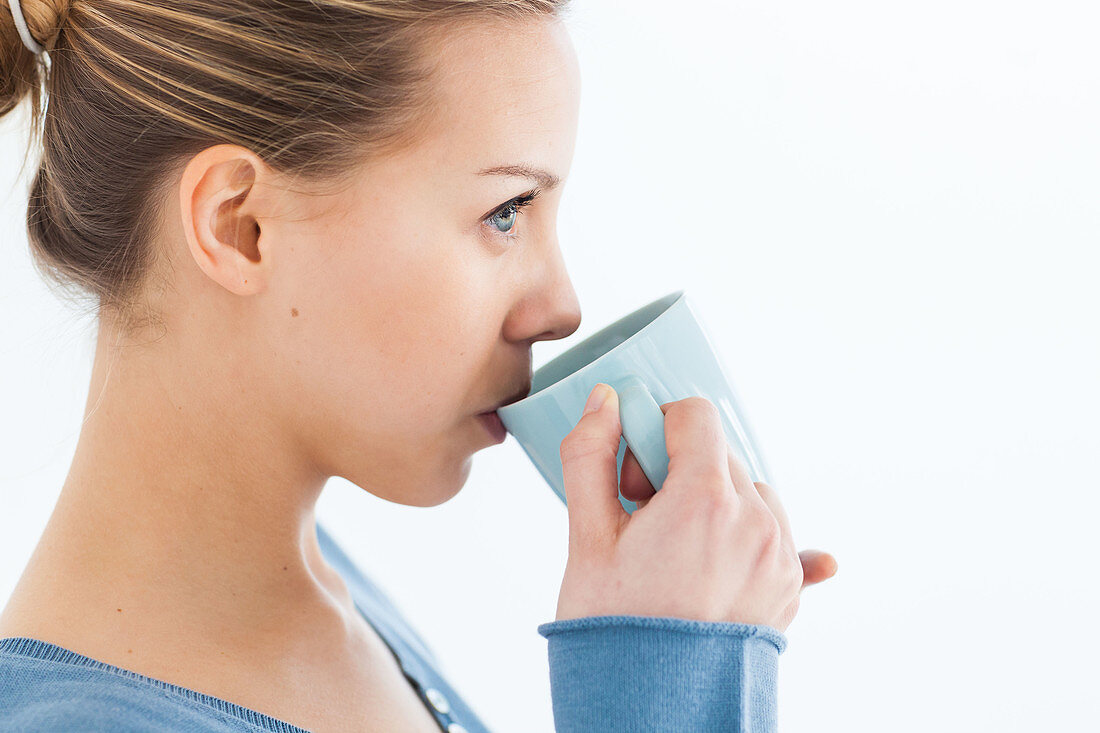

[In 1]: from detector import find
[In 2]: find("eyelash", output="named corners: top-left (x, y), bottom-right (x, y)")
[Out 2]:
top-left (483, 188), bottom-right (542, 239)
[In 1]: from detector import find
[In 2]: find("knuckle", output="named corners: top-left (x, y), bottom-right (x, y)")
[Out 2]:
top-left (697, 462), bottom-right (733, 493)
top-left (700, 480), bottom-right (738, 516)
top-left (677, 480), bottom-right (735, 525)
top-left (753, 505), bottom-right (782, 551)
top-left (756, 482), bottom-right (789, 516)
top-left (727, 450), bottom-right (751, 477)
top-left (670, 396), bottom-right (720, 423)
top-left (686, 396), bottom-right (721, 423)
top-left (667, 457), bottom-right (732, 495)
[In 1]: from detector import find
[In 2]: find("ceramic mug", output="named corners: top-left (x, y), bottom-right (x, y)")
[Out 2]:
top-left (497, 290), bottom-right (771, 514)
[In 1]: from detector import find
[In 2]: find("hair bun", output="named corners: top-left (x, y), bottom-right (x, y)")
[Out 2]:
top-left (5, 0), bottom-right (69, 54)
top-left (2, 0), bottom-right (66, 120)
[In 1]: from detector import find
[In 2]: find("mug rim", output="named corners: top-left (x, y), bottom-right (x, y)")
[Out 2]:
top-left (498, 289), bottom-right (688, 414)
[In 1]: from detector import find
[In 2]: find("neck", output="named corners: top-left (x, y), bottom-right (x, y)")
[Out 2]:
top-left (4, 318), bottom-right (354, 646)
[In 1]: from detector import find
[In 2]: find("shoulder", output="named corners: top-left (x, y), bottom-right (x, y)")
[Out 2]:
top-left (0, 649), bottom-right (267, 733)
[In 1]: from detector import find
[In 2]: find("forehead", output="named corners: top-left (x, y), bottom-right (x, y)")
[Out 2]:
top-left (413, 16), bottom-right (581, 171)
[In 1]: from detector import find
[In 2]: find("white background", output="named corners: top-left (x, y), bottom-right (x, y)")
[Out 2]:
top-left (3, 1), bottom-right (1098, 731)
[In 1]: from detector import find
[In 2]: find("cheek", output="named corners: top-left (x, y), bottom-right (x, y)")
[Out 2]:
top-left (275, 225), bottom-right (489, 453)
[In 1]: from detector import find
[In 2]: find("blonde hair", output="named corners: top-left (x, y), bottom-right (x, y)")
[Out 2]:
top-left (1, 0), bottom-right (572, 331)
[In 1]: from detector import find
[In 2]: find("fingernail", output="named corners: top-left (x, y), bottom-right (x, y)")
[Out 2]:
top-left (583, 383), bottom-right (609, 415)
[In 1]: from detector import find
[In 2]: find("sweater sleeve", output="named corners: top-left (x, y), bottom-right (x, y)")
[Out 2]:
top-left (536, 614), bottom-right (787, 733)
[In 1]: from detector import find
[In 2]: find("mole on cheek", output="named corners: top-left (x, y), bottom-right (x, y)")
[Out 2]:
top-left (291, 308), bottom-right (299, 317)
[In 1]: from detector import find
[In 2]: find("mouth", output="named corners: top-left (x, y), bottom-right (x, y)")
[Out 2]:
top-left (475, 381), bottom-right (531, 442)
top-left (479, 381), bottom-right (532, 415)
top-left (476, 410), bottom-right (508, 443)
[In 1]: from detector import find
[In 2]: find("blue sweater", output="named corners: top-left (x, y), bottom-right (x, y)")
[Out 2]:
top-left (0, 522), bottom-right (786, 732)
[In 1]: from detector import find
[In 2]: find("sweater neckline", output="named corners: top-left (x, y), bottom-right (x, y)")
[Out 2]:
top-left (0, 523), bottom-right (448, 732)
top-left (0, 635), bottom-right (311, 733)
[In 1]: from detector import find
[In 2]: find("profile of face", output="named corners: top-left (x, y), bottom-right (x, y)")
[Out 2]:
top-left (169, 16), bottom-right (583, 507)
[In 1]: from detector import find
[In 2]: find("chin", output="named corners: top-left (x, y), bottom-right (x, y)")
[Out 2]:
top-left (345, 456), bottom-right (472, 508)
top-left (416, 457), bottom-right (473, 507)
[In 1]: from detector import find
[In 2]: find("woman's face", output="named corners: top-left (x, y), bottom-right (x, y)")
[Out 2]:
top-left (251, 17), bottom-right (583, 505)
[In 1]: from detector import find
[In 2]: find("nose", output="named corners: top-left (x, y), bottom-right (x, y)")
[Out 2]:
top-left (536, 280), bottom-right (582, 343)
top-left (504, 241), bottom-right (582, 345)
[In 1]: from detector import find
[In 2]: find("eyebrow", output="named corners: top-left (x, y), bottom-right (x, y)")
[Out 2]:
top-left (476, 163), bottom-right (561, 191)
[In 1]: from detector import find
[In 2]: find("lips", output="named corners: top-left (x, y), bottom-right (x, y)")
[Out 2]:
top-left (482, 381), bottom-right (532, 414)
top-left (478, 410), bottom-right (508, 443)
top-left (474, 381), bottom-right (529, 443)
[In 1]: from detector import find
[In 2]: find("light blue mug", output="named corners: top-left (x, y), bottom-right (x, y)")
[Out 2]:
top-left (497, 290), bottom-right (771, 514)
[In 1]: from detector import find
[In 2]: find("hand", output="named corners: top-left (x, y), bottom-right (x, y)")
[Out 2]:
top-left (622, 443), bottom-right (839, 628)
top-left (555, 383), bottom-right (837, 632)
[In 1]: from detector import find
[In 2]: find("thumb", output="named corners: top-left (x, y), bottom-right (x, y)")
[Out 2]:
top-left (559, 383), bottom-right (628, 551)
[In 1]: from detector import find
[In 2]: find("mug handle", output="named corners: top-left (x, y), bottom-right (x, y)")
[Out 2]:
top-left (611, 375), bottom-right (670, 494)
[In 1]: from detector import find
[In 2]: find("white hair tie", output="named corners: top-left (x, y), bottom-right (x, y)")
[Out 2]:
top-left (7, 0), bottom-right (46, 55)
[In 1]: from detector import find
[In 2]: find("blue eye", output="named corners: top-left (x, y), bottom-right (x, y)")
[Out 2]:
top-left (484, 189), bottom-right (540, 238)
top-left (489, 204), bottom-right (520, 234)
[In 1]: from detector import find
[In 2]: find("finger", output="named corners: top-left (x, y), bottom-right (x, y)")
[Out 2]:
top-left (559, 384), bottom-right (630, 550)
top-left (748, 477), bottom-right (800, 567)
top-left (661, 397), bottom-right (733, 502)
top-left (725, 443), bottom-right (760, 500)
top-left (752, 479), bottom-right (796, 541)
top-left (799, 550), bottom-right (838, 588)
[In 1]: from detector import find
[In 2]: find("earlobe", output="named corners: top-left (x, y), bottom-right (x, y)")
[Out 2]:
top-left (179, 145), bottom-right (271, 296)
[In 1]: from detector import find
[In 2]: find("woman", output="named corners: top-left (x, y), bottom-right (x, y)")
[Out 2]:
top-left (0, 1), bottom-right (837, 731)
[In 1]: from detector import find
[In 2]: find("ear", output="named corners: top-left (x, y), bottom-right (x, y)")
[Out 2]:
top-left (178, 144), bottom-right (275, 296)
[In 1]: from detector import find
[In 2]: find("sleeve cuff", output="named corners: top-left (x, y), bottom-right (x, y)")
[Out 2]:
top-left (537, 614), bottom-right (786, 733)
